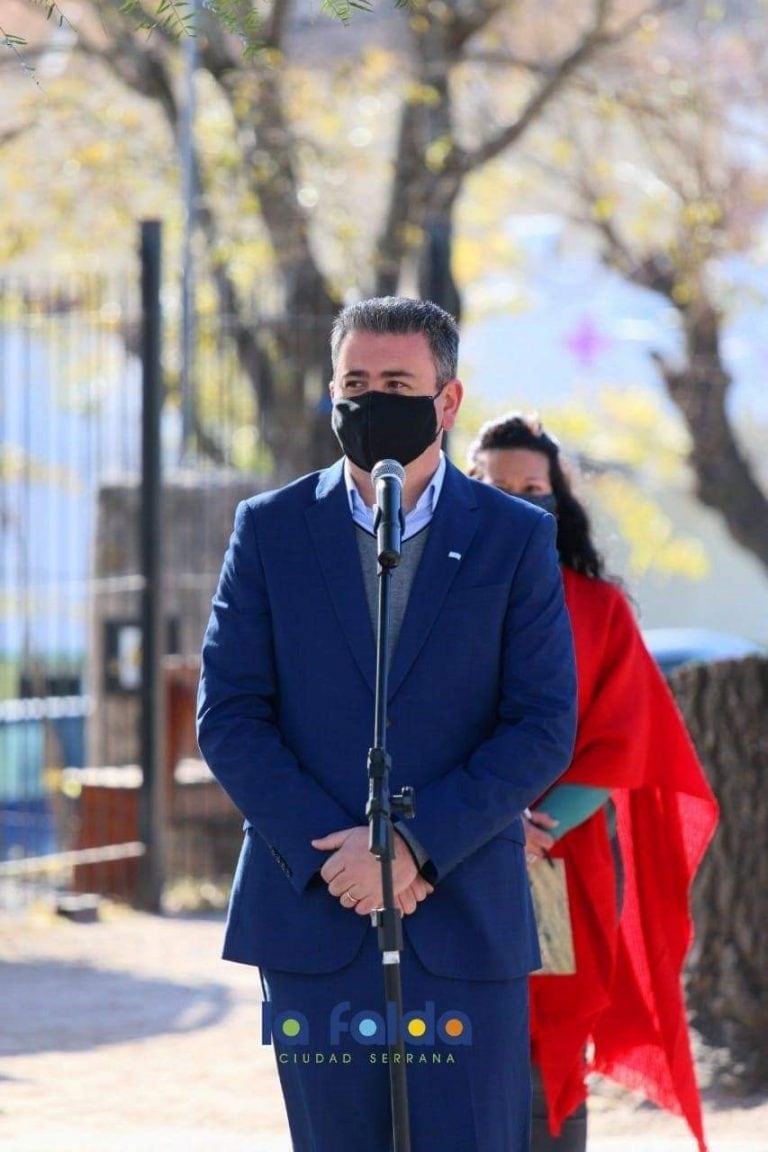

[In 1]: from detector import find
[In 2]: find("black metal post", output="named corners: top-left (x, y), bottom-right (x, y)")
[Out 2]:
top-left (419, 217), bottom-right (461, 323)
top-left (419, 216), bottom-right (461, 461)
top-left (138, 220), bottom-right (166, 911)
top-left (367, 557), bottom-right (415, 1152)
top-left (179, 2), bottom-right (198, 462)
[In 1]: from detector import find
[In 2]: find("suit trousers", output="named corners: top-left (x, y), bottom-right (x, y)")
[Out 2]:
top-left (262, 925), bottom-right (531, 1152)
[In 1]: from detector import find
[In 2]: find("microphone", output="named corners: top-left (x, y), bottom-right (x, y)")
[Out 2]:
top-left (371, 459), bottom-right (405, 569)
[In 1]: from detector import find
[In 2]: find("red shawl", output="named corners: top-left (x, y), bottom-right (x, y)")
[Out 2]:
top-left (529, 568), bottom-right (718, 1149)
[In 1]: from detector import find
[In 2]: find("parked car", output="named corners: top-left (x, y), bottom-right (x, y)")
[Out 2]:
top-left (641, 627), bottom-right (765, 675)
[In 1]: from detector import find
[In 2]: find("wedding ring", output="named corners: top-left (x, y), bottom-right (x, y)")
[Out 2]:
top-left (344, 889), bottom-right (358, 903)
top-left (526, 852), bottom-right (536, 865)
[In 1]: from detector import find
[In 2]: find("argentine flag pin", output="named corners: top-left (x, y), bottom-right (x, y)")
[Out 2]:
top-left (448, 551), bottom-right (462, 561)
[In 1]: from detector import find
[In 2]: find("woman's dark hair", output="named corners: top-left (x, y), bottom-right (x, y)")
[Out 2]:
top-left (467, 412), bottom-right (606, 580)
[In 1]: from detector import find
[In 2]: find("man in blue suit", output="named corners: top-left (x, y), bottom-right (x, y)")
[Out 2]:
top-left (197, 297), bottom-right (576, 1151)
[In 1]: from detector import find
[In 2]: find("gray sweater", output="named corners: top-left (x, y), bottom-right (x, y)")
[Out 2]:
top-left (355, 524), bottom-right (430, 658)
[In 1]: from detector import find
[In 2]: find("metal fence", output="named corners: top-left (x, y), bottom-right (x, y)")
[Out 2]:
top-left (0, 229), bottom-right (304, 912)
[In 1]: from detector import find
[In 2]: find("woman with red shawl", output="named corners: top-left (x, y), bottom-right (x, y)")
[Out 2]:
top-left (468, 413), bottom-right (718, 1152)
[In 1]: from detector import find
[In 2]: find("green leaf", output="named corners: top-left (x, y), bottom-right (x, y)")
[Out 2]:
top-left (320, 0), bottom-right (374, 24)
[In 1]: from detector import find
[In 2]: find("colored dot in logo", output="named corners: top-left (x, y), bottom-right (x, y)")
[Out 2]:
top-left (281, 1018), bottom-right (302, 1038)
top-left (357, 1017), bottom-right (379, 1038)
top-left (442, 1018), bottom-right (464, 1038)
top-left (406, 1018), bottom-right (427, 1038)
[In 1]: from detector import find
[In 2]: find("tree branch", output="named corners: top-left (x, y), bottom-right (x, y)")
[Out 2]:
top-left (0, 121), bottom-right (35, 148)
top-left (442, 0), bottom-right (509, 54)
top-left (75, 3), bottom-right (179, 127)
top-left (450, 0), bottom-right (614, 178)
top-left (650, 342), bottom-right (768, 571)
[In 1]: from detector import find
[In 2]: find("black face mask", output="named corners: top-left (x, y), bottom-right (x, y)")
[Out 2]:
top-left (331, 390), bottom-right (441, 472)
top-left (515, 492), bottom-right (557, 515)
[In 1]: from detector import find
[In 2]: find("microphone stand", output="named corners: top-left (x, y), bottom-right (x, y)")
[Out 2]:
top-left (367, 479), bottom-right (415, 1152)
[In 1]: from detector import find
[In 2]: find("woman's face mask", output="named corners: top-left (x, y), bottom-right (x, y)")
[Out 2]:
top-left (514, 492), bottom-right (557, 515)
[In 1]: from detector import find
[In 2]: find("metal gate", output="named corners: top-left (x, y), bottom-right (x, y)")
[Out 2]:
top-left (0, 225), bottom-right (270, 913)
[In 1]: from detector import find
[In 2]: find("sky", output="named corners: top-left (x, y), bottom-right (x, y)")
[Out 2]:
top-left (462, 215), bottom-right (768, 423)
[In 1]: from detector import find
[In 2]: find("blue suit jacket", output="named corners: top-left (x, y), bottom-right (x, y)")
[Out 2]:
top-left (197, 459), bottom-right (576, 980)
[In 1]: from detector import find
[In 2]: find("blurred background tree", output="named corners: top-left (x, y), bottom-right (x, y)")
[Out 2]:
top-left (2, 0), bottom-right (767, 576)
top-left (2, 0), bottom-right (653, 481)
top-left (518, 3), bottom-right (768, 573)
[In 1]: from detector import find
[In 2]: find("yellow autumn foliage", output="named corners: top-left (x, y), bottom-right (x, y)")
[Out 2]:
top-left (593, 474), bottom-right (709, 579)
top-left (0, 446), bottom-right (82, 491)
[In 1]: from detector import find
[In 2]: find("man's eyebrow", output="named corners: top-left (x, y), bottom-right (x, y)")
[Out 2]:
top-left (342, 368), bottom-right (417, 378)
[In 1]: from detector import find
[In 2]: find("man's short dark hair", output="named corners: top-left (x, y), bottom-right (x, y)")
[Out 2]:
top-left (330, 296), bottom-right (459, 388)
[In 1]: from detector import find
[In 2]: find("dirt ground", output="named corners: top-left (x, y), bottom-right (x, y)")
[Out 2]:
top-left (1, 902), bottom-right (766, 1152)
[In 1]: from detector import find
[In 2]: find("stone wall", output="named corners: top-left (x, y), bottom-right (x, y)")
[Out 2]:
top-left (87, 470), bottom-right (267, 769)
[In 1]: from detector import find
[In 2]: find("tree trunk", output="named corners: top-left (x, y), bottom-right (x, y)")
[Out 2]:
top-left (667, 655), bottom-right (768, 1091)
top-left (217, 62), bottom-right (341, 482)
top-left (373, 17), bottom-right (463, 310)
top-left (652, 300), bottom-right (768, 576)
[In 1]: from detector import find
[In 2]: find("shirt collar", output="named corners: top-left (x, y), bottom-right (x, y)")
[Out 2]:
top-left (344, 452), bottom-right (446, 520)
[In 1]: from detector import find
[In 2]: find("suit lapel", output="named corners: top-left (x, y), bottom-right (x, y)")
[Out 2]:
top-left (304, 462), bottom-right (377, 694)
top-left (387, 461), bottom-right (479, 699)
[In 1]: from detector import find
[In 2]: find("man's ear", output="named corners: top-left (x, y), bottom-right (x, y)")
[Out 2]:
top-left (440, 379), bottom-right (464, 432)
